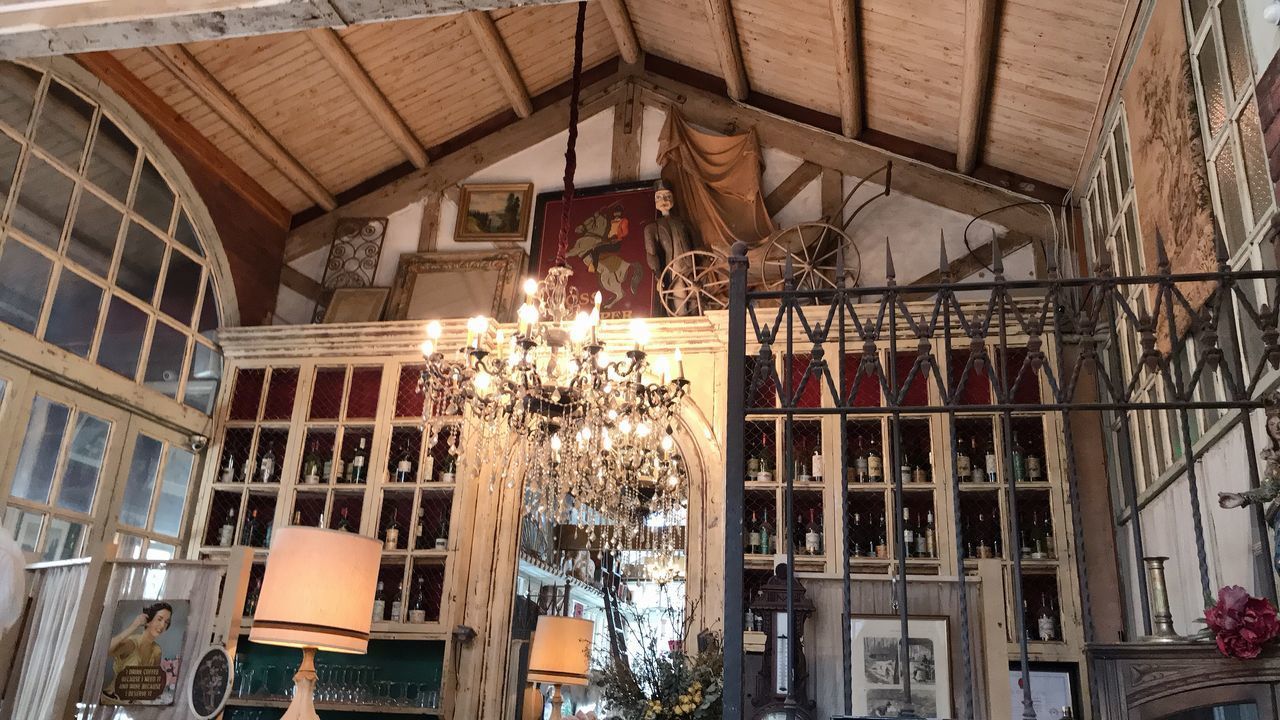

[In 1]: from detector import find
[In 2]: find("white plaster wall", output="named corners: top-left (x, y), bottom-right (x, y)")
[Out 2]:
top-left (1245, 0), bottom-right (1280, 77)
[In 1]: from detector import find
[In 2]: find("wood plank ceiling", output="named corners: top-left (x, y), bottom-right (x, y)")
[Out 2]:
top-left (90, 0), bottom-right (1127, 221)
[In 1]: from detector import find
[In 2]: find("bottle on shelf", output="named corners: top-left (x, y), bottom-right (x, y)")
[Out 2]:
top-left (220, 454), bottom-right (236, 483)
top-left (395, 452), bottom-right (415, 483)
top-left (748, 512), bottom-right (761, 554)
top-left (793, 512), bottom-right (805, 552)
top-left (390, 582), bottom-right (403, 621)
top-left (409, 575), bottom-right (427, 623)
top-left (244, 576), bottom-right (261, 616)
top-left (1026, 448), bottom-right (1043, 482)
top-left (867, 439), bottom-right (883, 482)
top-left (805, 508), bottom-right (821, 555)
top-left (242, 509), bottom-right (260, 547)
top-left (747, 454), bottom-right (761, 481)
top-left (974, 512), bottom-right (993, 559)
top-left (240, 455), bottom-right (255, 483)
top-left (292, 510), bottom-right (302, 525)
top-left (984, 439), bottom-right (998, 483)
top-left (758, 441), bottom-right (773, 483)
top-left (1011, 434), bottom-right (1026, 483)
top-left (440, 454), bottom-right (457, 483)
top-left (955, 439), bottom-right (972, 480)
top-left (349, 437), bottom-right (368, 484)
top-left (262, 516), bottom-right (273, 547)
top-left (436, 517), bottom-right (449, 550)
top-left (875, 513), bottom-right (887, 558)
top-left (811, 448), bottom-right (823, 482)
top-left (259, 447), bottom-right (275, 483)
top-left (1042, 514), bottom-right (1055, 557)
top-left (854, 438), bottom-right (869, 483)
top-left (415, 513), bottom-right (427, 550)
top-left (969, 438), bottom-right (985, 483)
top-left (924, 510), bottom-right (936, 557)
top-left (371, 581), bottom-right (386, 623)
top-left (902, 508), bottom-right (915, 558)
top-left (849, 512), bottom-right (863, 557)
top-left (218, 507), bottom-right (236, 547)
top-left (336, 506), bottom-right (353, 532)
top-left (760, 512), bottom-right (772, 555)
top-left (912, 463), bottom-right (928, 484)
top-left (384, 509), bottom-right (401, 551)
top-left (1037, 593), bottom-right (1058, 641)
top-left (899, 461), bottom-right (911, 485)
top-left (302, 441), bottom-right (322, 484)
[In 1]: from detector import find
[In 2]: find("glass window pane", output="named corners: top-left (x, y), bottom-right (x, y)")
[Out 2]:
top-left (145, 542), bottom-right (175, 561)
top-left (132, 158), bottom-right (173, 231)
top-left (173, 209), bottom-right (203, 257)
top-left (67, 189), bottom-right (121, 277)
top-left (97, 296), bottom-right (147, 379)
top-left (116, 221), bottom-right (165, 303)
top-left (0, 62), bottom-right (41, 134)
top-left (1219, 1), bottom-right (1252, 99)
top-left (115, 533), bottom-right (144, 559)
top-left (159, 250), bottom-right (201, 325)
top-left (152, 448), bottom-right (193, 537)
top-left (0, 132), bottom-right (19, 211)
top-left (1124, 206), bottom-right (1142, 274)
top-left (1113, 122), bottom-right (1131, 192)
top-left (197, 278), bottom-right (219, 338)
top-left (1187, 0), bottom-right (1210, 31)
top-left (1215, 140), bottom-right (1248, 253)
top-left (1198, 32), bottom-right (1228, 136)
top-left (11, 396), bottom-right (70, 504)
top-left (0, 238), bottom-right (52, 333)
top-left (11, 155), bottom-right (74, 248)
top-left (86, 115), bottom-right (135, 202)
top-left (4, 506), bottom-right (43, 552)
top-left (41, 517), bottom-right (84, 561)
top-left (1239, 97), bottom-right (1274, 225)
top-left (118, 434), bottom-right (163, 529)
top-left (184, 342), bottom-right (222, 414)
top-left (55, 412), bottom-right (110, 514)
top-left (144, 321), bottom-right (187, 399)
top-left (43, 269), bottom-right (102, 357)
top-left (32, 81), bottom-right (93, 170)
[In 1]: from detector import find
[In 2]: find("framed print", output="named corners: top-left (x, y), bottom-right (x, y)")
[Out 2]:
top-left (100, 599), bottom-right (190, 706)
top-left (851, 615), bottom-right (951, 718)
top-left (187, 645), bottom-right (233, 719)
top-left (454, 183), bottom-right (534, 242)
top-left (529, 181), bottom-right (657, 320)
top-left (1008, 662), bottom-right (1080, 720)
top-left (321, 287), bottom-right (390, 323)
top-left (386, 248), bottom-right (526, 322)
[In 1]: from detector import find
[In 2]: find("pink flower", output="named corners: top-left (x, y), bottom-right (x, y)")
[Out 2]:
top-left (1205, 586), bottom-right (1280, 659)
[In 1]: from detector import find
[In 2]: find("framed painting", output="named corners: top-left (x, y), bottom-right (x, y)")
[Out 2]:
top-left (386, 249), bottom-right (526, 322)
top-left (454, 183), bottom-right (534, 242)
top-left (1007, 662), bottom-right (1081, 720)
top-left (850, 615), bottom-right (952, 719)
top-left (529, 181), bottom-right (657, 320)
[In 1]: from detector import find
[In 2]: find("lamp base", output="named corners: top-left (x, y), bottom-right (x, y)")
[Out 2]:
top-left (279, 646), bottom-right (320, 720)
top-left (549, 683), bottom-right (563, 720)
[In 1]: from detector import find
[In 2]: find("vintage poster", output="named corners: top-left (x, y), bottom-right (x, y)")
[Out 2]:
top-left (529, 181), bottom-right (658, 320)
top-left (100, 599), bottom-right (188, 706)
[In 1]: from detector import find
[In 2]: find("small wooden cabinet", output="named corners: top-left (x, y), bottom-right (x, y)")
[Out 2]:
top-left (1090, 642), bottom-right (1280, 718)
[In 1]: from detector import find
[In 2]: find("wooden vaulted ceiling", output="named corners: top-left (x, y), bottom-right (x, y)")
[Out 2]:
top-left (80, 0), bottom-right (1129, 224)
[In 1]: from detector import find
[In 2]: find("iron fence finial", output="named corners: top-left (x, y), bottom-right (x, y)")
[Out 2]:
top-left (938, 229), bottom-right (950, 277)
top-left (990, 229), bottom-right (1004, 277)
top-left (885, 237), bottom-right (897, 284)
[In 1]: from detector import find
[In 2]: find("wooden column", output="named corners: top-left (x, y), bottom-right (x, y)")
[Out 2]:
top-left (702, 0), bottom-right (749, 101)
top-left (828, 0), bottom-right (862, 138)
top-left (957, 0), bottom-right (999, 174)
top-left (611, 82), bottom-right (643, 183)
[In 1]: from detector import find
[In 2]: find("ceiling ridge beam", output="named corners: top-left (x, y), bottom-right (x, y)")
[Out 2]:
top-left (148, 43), bottom-right (337, 210)
top-left (828, 0), bottom-right (862, 138)
top-left (702, 0), bottom-right (748, 102)
top-left (957, 0), bottom-right (999, 175)
top-left (308, 27), bottom-right (429, 169)
top-left (466, 10), bottom-right (534, 119)
top-left (599, 0), bottom-right (642, 66)
top-left (283, 73), bottom-right (628, 261)
top-left (764, 161), bottom-right (823, 216)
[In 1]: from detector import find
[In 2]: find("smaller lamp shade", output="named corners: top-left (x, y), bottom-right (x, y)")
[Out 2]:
top-left (249, 527), bottom-right (381, 654)
top-left (527, 616), bottom-right (593, 687)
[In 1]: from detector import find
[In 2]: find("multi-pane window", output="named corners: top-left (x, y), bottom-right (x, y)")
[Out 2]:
top-left (113, 433), bottom-right (197, 560)
top-left (0, 61), bottom-right (223, 414)
top-left (1083, 110), bottom-right (1142, 279)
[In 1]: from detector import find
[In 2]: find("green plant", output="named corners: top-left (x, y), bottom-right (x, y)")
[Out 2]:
top-left (596, 602), bottom-right (723, 720)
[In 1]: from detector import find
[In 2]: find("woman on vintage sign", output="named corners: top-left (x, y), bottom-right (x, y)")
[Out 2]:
top-left (101, 601), bottom-right (174, 702)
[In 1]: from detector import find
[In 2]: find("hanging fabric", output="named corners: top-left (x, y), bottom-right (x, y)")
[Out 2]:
top-left (9, 563), bottom-right (90, 719)
top-left (656, 110), bottom-right (775, 254)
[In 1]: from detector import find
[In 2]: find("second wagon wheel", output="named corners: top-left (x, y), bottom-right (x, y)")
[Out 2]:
top-left (757, 222), bottom-right (861, 292)
top-left (658, 250), bottom-right (730, 316)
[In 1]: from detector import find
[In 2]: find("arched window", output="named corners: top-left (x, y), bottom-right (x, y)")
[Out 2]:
top-left (0, 60), bottom-right (223, 414)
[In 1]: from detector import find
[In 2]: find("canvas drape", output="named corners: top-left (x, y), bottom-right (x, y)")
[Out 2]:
top-left (10, 563), bottom-right (89, 719)
top-left (657, 110), bottom-right (775, 253)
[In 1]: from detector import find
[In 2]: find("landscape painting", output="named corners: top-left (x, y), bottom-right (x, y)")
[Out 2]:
top-left (455, 183), bottom-right (534, 242)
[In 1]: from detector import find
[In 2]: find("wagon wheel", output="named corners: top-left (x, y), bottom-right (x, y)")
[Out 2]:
top-left (659, 250), bottom-right (730, 316)
top-left (757, 222), bottom-right (861, 292)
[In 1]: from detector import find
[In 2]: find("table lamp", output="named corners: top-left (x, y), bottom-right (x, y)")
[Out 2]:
top-left (527, 615), bottom-right (593, 720)
top-left (248, 527), bottom-right (381, 720)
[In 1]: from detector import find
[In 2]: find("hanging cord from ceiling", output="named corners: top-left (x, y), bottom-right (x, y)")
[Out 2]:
top-left (554, 1), bottom-right (589, 268)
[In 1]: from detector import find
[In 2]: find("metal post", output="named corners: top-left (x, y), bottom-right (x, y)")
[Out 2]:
top-left (723, 242), bottom-right (749, 720)
top-left (782, 262), bottom-right (798, 712)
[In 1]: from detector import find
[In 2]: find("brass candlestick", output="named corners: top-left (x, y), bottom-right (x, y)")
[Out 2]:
top-left (1143, 556), bottom-right (1182, 641)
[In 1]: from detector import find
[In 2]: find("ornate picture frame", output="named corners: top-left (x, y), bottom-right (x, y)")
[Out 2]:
top-left (454, 183), bottom-right (535, 242)
top-left (385, 249), bottom-right (526, 322)
top-left (850, 615), bottom-right (952, 719)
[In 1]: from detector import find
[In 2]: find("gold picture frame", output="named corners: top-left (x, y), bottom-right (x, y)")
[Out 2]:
top-left (386, 249), bottom-right (527, 322)
top-left (320, 287), bottom-right (390, 323)
top-left (454, 182), bottom-right (535, 242)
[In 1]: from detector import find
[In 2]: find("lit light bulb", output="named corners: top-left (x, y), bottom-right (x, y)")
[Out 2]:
top-left (550, 433), bottom-right (562, 451)
top-left (618, 418), bottom-right (633, 434)
top-left (630, 318), bottom-right (650, 349)
top-left (425, 320), bottom-right (442, 341)
top-left (667, 474), bottom-right (679, 488)
top-left (523, 277), bottom-right (539, 299)
top-left (674, 348), bottom-right (685, 379)
top-left (517, 303), bottom-right (539, 335)
top-left (570, 311), bottom-right (591, 343)
top-left (654, 356), bottom-right (670, 384)
top-left (419, 339), bottom-right (435, 358)
top-left (602, 431), bottom-right (613, 450)
top-left (473, 370), bottom-right (493, 395)
top-left (661, 434), bottom-right (674, 452)
top-left (636, 422), bottom-right (651, 438)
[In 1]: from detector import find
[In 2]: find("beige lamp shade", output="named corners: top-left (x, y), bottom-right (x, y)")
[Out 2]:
top-left (527, 615), bottom-right (593, 686)
top-left (248, 527), bottom-right (381, 654)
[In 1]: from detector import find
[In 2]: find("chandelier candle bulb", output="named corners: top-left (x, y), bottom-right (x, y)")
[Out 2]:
top-left (674, 348), bottom-right (685, 378)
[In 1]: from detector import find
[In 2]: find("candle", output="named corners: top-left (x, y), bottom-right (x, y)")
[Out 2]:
top-left (674, 348), bottom-right (685, 379)
top-left (466, 315), bottom-right (488, 349)
top-left (523, 278), bottom-right (538, 302)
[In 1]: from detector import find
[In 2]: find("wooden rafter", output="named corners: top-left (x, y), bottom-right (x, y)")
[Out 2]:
top-left (828, 0), bottom-right (862, 138)
top-left (610, 82), bottom-right (642, 182)
top-left (702, 0), bottom-right (749, 102)
top-left (957, 0), bottom-right (999, 174)
top-left (764, 161), bottom-right (823, 216)
top-left (147, 43), bottom-right (337, 210)
top-left (308, 28), bottom-right (429, 169)
top-left (599, 0), bottom-right (642, 65)
top-left (465, 11), bottom-right (534, 119)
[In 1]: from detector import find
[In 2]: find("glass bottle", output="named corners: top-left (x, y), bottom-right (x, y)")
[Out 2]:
top-left (748, 512), bottom-right (761, 554)
top-left (854, 439), bottom-right (869, 482)
top-left (912, 464), bottom-right (928, 484)
top-left (336, 506), bottom-right (352, 532)
top-left (1011, 434), bottom-right (1026, 483)
top-left (220, 453), bottom-right (236, 482)
top-left (219, 507), bottom-right (236, 547)
top-left (244, 577), bottom-right (261, 616)
top-left (395, 453), bottom-right (414, 483)
top-left (805, 509), bottom-right (821, 555)
top-left (955, 438), bottom-right (971, 479)
top-left (440, 454), bottom-right (457, 483)
top-left (349, 438), bottom-right (368, 483)
top-left (415, 513), bottom-right (427, 550)
top-left (984, 439), bottom-right (998, 482)
top-left (850, 512), bottom-right (863, 557)
top-left (1037, 593), bottom-right (1058, 641)
top-left (384, 509), bottom-right (400, 550)
top-left (902, 508), bottom-right (915, 558)
top-left (811, 449), bottom-right (823, 482)
top-left (259, 447), bottom-right (275, 483)
top-left (867, 438), bottom-right (883, 482)
top-left (875, 513), bottom-right (887, 558)
top-left (371, 581), bottom-right (385, 623)
top-left (924, 510), bottom-right (936, 557)
top-left (302, 441), bottom-right (322, 484)
top-left (293, 510), bottom-right (302, 525)
top-left (390, 583), bottom-right (403, 621)
top-left (975, 512), bottom-right (993, 559)
top-left (969, 438), bottom-right (985, 483)
top-left (409, 576), bottom-right (427, 623)
top-left (1026, 449), bottom-right (1043, 481)
top-left (436, 517), bottom-right (449, 550)
top-left (759, 512), bottom-right (772, 555)
top-left (242, 509), bottom-right (260, 547)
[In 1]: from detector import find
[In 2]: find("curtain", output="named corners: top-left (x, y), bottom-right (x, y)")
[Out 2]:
top-left (77, 564), bottom-right (221, 720)
top-left (10, 563), bottom-right (89, 719)
top-left (656, 110), bottom-right (775, 253)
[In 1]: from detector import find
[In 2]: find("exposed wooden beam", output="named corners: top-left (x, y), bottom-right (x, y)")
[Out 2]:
top-left (1071, 0), bottom-right (1144, 193)
top-left (284, 74), bottom-right (627, 261)
top-left (599, 0), bottom-right (642, 65)
top-left (820, 168), bottom-right (843, 222)
top-left (280, 263), bottom-right (324, 302)
top-left (0, 0), bottom-right (582, 60)
top-left (764, 161), bottom-right (823, 216)
top-left (827, 0), bottom-right (862, 138)
top-left (75, 51), bottom-right (291, 229)
top-left (147, 44), bottom-right (337, 210)
top-left (465, 11), bottom-right (534, 119)
top-left (633, 72), bottom-right (1050, 243)
top-left (957, 0), bottom-right (999, 174)
top-left (610, 82), bottom-right (643, 182)
top-left (308, 28), bottom-right (429, 169)
top-left (418, 191), bottom-right (442, 252)
top-left (702, 0), bottom-right (749, 102)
